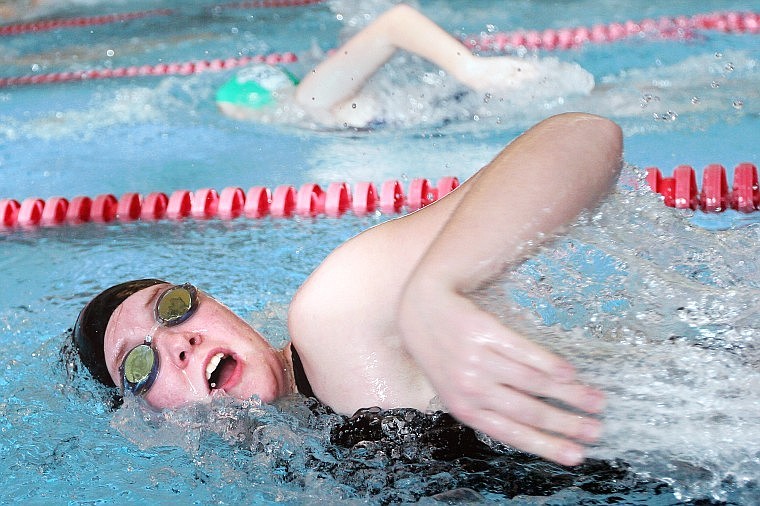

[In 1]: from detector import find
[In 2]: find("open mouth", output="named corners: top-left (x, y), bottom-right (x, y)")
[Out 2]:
top-left (206, 352), bottom-right (238, 391)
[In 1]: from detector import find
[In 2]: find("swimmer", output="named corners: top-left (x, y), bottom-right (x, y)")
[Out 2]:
top-left (72, 112), bottom-right (622, 467)
top-left (215, 4), bottom-right (594, 128)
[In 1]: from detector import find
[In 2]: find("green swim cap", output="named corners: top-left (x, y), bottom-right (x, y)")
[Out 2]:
top-left (216, 64), bottom-right (299, 110)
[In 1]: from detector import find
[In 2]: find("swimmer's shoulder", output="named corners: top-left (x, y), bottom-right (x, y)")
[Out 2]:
top-left (287, 223), bottom-right (437, 413)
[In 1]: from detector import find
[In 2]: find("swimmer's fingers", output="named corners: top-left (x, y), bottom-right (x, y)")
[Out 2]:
top-left (481, 352), bottom-right (605, 415)
top-left (470, 307), bottom-right (580, 384)
top-left (461, 407), bottom-right (591, 467)
top-left (484, 381), bottom-right (601, 444)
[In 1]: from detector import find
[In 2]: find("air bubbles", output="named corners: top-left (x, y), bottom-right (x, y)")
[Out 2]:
top-left (732, 99), bottom-right (744, 110)
top-left (653, 110), bottom-right (678, 122)
top-left (724, 62), bottom-right (734, 72)
top-left (106, 49), bottom-right (114, 57)
top-left (711, 81), bottom-right (720, 89)
top-left (641, 93), bottom-right (660, 109)
top-left (691, 96), bottom-right (700, 105)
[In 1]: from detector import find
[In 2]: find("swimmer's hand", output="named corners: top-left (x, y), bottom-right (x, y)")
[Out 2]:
top-left (454, 55), bottom-right (540, 92)
top-left (398, 282), bottom-right (604, 466)
top-left (395, 113), bottom-right (622, 466)
top-left (454, 54), bottom-right (595, 96)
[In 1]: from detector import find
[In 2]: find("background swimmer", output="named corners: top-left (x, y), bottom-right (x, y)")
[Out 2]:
top-left (216, 4), bottom-right (594, 128)
top-left (73, 112), bottom-right (622, 467)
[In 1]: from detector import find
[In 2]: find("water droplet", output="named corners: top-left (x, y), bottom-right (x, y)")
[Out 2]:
top-left (351, 103), bottom-right (356, 109)
top-left (641, 94), bottom-right (660, 109)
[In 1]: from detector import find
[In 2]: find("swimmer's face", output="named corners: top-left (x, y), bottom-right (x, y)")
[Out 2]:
top-left (103, 284), bottom-right (289, 409)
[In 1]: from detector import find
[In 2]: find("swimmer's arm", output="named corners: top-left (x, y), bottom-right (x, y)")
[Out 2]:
top-left (397, 112), bottom-right (623, 466)
top-left (294, 4), bottom-right (475, 113)
top-left (412, 112), bottom-right (622, 287)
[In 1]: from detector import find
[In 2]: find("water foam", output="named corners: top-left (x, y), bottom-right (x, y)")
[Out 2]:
top-left (483, 166), bottom-right (759, 502)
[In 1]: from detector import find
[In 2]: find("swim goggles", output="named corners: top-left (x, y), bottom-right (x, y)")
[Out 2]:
top-left (119, 283), bottom-right (198, 395)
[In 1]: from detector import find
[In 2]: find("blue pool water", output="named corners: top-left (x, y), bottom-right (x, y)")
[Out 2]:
top-left (1, 0), bottom-right (758, 503)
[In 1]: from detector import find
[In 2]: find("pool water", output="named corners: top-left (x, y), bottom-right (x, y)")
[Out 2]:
top-left (1, 0), bottom-right (758, 503)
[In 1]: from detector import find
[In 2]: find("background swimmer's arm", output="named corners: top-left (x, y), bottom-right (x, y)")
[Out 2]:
top-left (397, 113), bottom-right (623, 466)
top-left (294, 4), bottom-right (481, 114)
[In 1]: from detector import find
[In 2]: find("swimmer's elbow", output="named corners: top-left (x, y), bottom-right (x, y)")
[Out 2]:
top-left (585, 113), bottom-right (623, 158)
top-left (293, 85), bottom-right (336, 122)
top-left (594, 115), bottom-right (624, 181)
top-left (556, 112), bottom-right (623, 179)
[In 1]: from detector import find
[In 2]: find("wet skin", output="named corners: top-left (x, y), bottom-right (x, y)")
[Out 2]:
top-left (103, 284), bottom-right (294, 409)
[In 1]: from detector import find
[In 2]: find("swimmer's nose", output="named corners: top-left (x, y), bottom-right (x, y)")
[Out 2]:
top-left (158, 332), bottom-right (203, 368)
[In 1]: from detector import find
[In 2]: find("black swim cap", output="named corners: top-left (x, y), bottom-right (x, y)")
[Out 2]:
top-left (73, 279), bottom-right (166, 387)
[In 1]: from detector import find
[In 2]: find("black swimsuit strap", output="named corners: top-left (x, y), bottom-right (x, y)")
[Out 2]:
top-left (290, 344), bottom-right (315, 399)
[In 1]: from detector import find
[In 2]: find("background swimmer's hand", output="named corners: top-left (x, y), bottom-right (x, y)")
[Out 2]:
top-left (454, 54), bottom-right (595, 96)
top-left (398, 281), bottom-right (605, 466)
top-left (453, 55), bottom-right (539, 92)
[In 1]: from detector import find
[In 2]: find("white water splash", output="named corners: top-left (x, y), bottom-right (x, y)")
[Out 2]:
top-left (482, 166), bottom-right (760, 502)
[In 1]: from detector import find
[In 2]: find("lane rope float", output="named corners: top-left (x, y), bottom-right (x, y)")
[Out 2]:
top-left (0, 52), bottom-right (298, 87)
top-left (0, 176), bottom-right (457, 229)
top-left (645, 163), bottom-right (759, 213)
top-left (1, 163), bottom-right (757, 230)
top-left (465, 11), bottom-right (759, 52)
top-left (1, 11), bottom-right (757, 88)
top-left (0, 1), bottom-right (324, 36)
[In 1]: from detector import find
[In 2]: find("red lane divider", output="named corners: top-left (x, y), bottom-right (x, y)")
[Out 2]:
top-left (0, 9), bottom-right (174, 36)
top-left (646, 163), bottom-right (759, 212)
top-left (0, 177), bottom-right (461, 230)
top-left (0, 1), bottom-right (324, 36)
top-left (2, 164), bottom-right (758, 231)
top-left (0, 52), bottom-right (297, 88)
top-left (465, 11), bottom-right (759, 52)
top-left (215, 0), bottom-right (324, 10)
